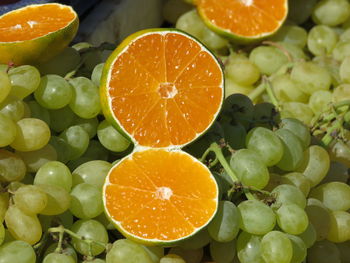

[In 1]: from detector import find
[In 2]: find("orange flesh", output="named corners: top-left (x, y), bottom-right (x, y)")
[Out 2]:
top-left (0, 4), bottom-right (76, 42)
top-left (197, 0), bottom-right (287, 37)
top-left (104, 149), bottom-right (218, 241)
top-left (108, 32), bottom-right (223, 147)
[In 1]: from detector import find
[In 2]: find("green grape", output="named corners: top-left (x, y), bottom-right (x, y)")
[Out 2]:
top-left (329, 140), bottom-right (350, 167)
top-left (5, 205), bottom-right (42, 245)
top-left (43, 253), bottom-right (76, 263)
top-left (278, 42), bottom-right (308, 60)
top-left (246, 127), bottom-right (283, 166)
top-left (290, 61), bottom-right (332, 95)
top-left (91, 63), bottom-right (105, 87)
top-left (70, 183), bottom-right (103, 219)
top-left (296, 145), bottom-right (330, 187)
top-left (236, 231), bottom-right (264, 263)
top-left (160, 254), bottom-right (186, 263)
top-left (49, 106), bottom-right (75, 133)
top-left (22, 101), bottom-right (31, 118)
top-left (297, 223), bottom-right (317, 248)
top-left (249, 46), bottom-right (289, 75)
top-left (13, 185), bottom-right (47, 215)
top-left (0, 113), bottom-right (16, 147)
top-left (341, 28), bottom-right (350, 41)
top-left (37, 47), bottom-right (81, 77)
top-left (0, 240), bottom-right (36, 263)
top-left (261, 231), bottom-right (292, 263)
top-left (308, 240), bottom-right (341, 263)
top-left (308, 90), bottom-right (332, 114)
top-left (221, 122), bottom-right (246, 150)
top-left (288, 0), bottom-right (317, 24)
top-left (272, 184), bottom-right (306, 208)
top-left (230, 149), bottom-right (269, 189)
top-left (313, 55), bottom-right (341, 86)
top-left (225, 55), bottom-right (260, 86)
top-left (305, 198), bottom-right (331, 241)
top-left (83, 259), bottom-right (105, 263)
top-left (73, 116), bottom-right (98, 139)
top-left (281, 102), bottom-right (314, 125)
top-left (270, 73), bottom-right (308, 103)
top-left (281, 172), bottom-right (311, 197)
top-left (0, 150), bottom-right (26, 182)
top-left (94, 213), bottom-right (114, 230)
top-left (280, 118), bottom-right (311, 149)
top-left (339, 56), bottom-right (350, 83)
top-left (307, 25), bottom-right (339, 56)
top-left (0, 71), bottom-right (11, 104)
top-left (327, 211), bottom-right (350, 243)
top-left (178, 229), bottom-right (210, 250)
top-left (224, 77), bottom-right (253, 98)
top-left (238, 200), bottom-right (276, 235)
top-left (43, 244), bottom-right (77, 262)
top-left (0, 223), bottom-right (4, 246)
top-left (312, 0), bottom-right (350, 26)
top-left (72, 160), bottom-right (112, 189)
top-left (168, 247), bottom-right (202, 263)
top-left (16, 144), bottom-right (57, 172)
top-left (34, 161), bottom-right (72, 191)
top-left (309, 182), bottom-right (350, 211)
top-left (208, 201), bottom-right (240, 242)
top-left (0, 191), bottom-right (9, 222)
top-left (82, 140), bottom-right (109, 161)
top-left (27, 100), bottom-right (50, 125)
top-left (210, 239), bottom-right (235, 263)
top-left (59, 126), bottom-right (90, 160)
top-left (333, 84), bottom-right (350, 102)
top-left (97, 120), bottom-right (131, 152)
top-left (34, 75), bottom-right (73, 110)
top-left (275, 128), bottom-right (304, 171)
top-left (270, 25), bottom-right (308, 48)
top-left (287, 235), bottom-right (307, 263)
top-left (0, 95), bottom-right (25, 121)
top-left (38, 184), bottom-right (71, 215)
top-left (8, 65), bottom-right (40, 99)
top-left (10, 118), bottom-right (51, 152)
top-left (49, 136), bottom-right (71, 164)
top-left (276, 204), bottom-right (309, 235)
top-left (337, 241), bottom-right (350, 263)
top-left (69, 77), bottom-right (101, 119)
top-left (332, 40), bottom-right (350, 61)
top-left (321, 161), bottom-right (349, 184)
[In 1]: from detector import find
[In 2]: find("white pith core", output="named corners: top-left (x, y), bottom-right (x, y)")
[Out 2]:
top-left (158, 82), bottom-right (178, 99)
top-left (155, 186), bottom-right (173, 200)
top-left (241, 0), bottom-right (253, 6)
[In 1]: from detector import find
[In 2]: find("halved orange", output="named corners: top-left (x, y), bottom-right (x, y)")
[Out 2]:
top-left (196, 0), bottom-right (288, 43)
top-left (103, 149), bottom-right (218, 245)
top-left (100, 28), bottom-right (224, 148)
top-left (0, 3), bottom-right (79, 65)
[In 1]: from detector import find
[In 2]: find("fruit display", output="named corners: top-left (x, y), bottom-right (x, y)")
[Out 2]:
top-left (0, 0), bottom-right (349, 263)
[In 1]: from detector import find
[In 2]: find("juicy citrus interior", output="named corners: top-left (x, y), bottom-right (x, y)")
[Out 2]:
top-left (104, 30), bottom-right (224, 148)
top-left (103, 149), bottom-right (218, 242)
top-left (197, 0), bottom-right (288, 38)
top-left (0, 3), bottom-right (76, 42)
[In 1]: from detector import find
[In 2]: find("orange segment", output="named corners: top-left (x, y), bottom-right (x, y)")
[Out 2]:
top-left (197, 0), bottom-right (288, 40)
top-left (103, 149), bottom-right (218, 244)
top-left (101, 29), bottom-right (224, 148)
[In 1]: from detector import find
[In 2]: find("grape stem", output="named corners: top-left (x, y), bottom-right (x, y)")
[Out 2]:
top-left (248, 82), bottom-right (266, 102)
top-left (262, 76), bottom-right (281, 110)
top-left (55, 226), bottom-right (64, 253)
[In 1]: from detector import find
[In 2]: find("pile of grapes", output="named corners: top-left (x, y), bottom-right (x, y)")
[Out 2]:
top-left (0, 0), bottom-right (349, 262)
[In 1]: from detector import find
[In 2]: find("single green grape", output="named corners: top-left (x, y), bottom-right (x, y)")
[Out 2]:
top-left (261, 231), bottom-right (293, 263)
top-left (0, 149), bottom-right (26, 182)
top-left (332, 40), bottom-right (350, 61)
top-left (297, 223), bottom-right (317, 248)
top-left (91, 63), bottom-right (105, 87)
top-left (225, 54), bottom-right (260, 86)
top-left (42, 253), bottom-right (76, 263)
top-left (307, 240), bottom-right (341, 263)
top-left (333, 84), bottom-right (350, 102)
top-left (0, 240), bottom-right (36, 263)
top-left (37, 184), bottom-right (71, 215)
top-left (287, 235), bottom-right (307, 263)
top-left (13, 185), bottom-right (48, 215)
top-left (8, 65), bottom-right (41, 99)
top-left (307, 25), bottom-right (339, 56)
top-left (276, 203), bottom-right (309, 235)
top-left (0, 113), bottom-right (17, 147)
top-left (224, 77), bottom-right (254, 98)
top-left (281, 172), bottom-right (311, 197)
top-left (73, 116), bottom-right (99, 139)
top-left (281, 102), bottom-right (314, 125)
top-left (210, 239), bottom-right (235, 263)
top-left (236, 231), bottom-right (264, 263)
top-left (97, 120), bottom-right (131, 152)
top-left (0, 71), bottom-right (11, 104)
top-left (305, 198), bottom-right (331, 241)
top-left (106, 239), bottom-right (153, 263)
top-left (327, 210), bottom-right (350, 243)
top-left (0, 95), bottom-right (25, 121)
top-left (280, 118), bottom-right (311, 149)
top-left (272, 184), bottom-right (306, 208)
top-left (270, 25), bottom-right (308, 48)
top-left (59, 125), bottom-right (90, 160)
top-left (308, 90), bottom-right (332, 114)
top-left (312, 0), bottom-right (350, 26)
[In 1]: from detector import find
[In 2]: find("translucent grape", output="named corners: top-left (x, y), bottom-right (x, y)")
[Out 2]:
top-left (70, 183), bottom-right (103, 219)
top-left (307, 25), bottom-right (339, 56)
top-left (168, 247), bottom-right (202, 263)
top-left (312, 0), bottom-right (350, 26)
top-left (297, 223), bottom-right (317, 248)
top-left (333, 84), bottom-right (350, 102)
top-left (281, 172), bottom-right (311, 197)
top-left (26, 100), bottom-right (50, 125)
top-left (224, 77), bottom-right (253, 98)
top-left (308, 90), bottom-right (332, 114)
top-left (106, 239), bottom-right (153, 263)
top-left (34, 75), bottom-right (73, 109)
top-left (278, 42), bottom-right (308, 60)
top-left (238, 200), bottom-right (276, 235)
top-left (313, 55), bottom-right (341, 86)
top-left (321, 161), bottom-right (349, 184)
top-left (8, 65), bottom-right (40, 99)
top-left (306, 198), bottom-right (331, 241)
top-left (16, 144), bottom-right (57, 172)
top-left (49, 136), bottom-right (71, 164)
top-left (276, 203), bottom-right (309, 235)
top-left (208, 201), bottom-right (240, 242)
top-left (5, 205), bottom-right (42, 245)
top-left (270, 25), bottom-right (308, 48)
top-left (34, 161), bottom-right (72, 191)
top-left (272, 184), bottom-right (306, 208)
top-left (280, 118), bottom-right (311, 149)
top-left (0, 192), bottom-right (9, 222)
top-left (71, 219), bottom-right (108, 256)
top-left (210, 239), bottom-right (235, 263)
top-left (97, 120), bottom-right (131, 152)
top-left (72, 160), bottom-right (112, 189)
top-left (178, 229), bottom-right (210, 250)
top-left (0, 149), bottom-right (26, 182)
top-left (309, 182), bottom-right (350, 211)
top-left (339, 56), bottom-right (350, 83)
top-left (91, 63), bottom-right (105, 87)
top-left (69, 77), bottom-right (101, 119)
top-left (0, 95), bottom-right (25, 121)
top-left (10, 118), bottom-right (51, 152)
top-left (281, 102), bottom-right (314, 125)
top-left (332, 40), bottom-right (350, 61)
top-left (287, 235), bottom-right (307, 263)
top-left (0, 240), bottom-right (36, 263)
top-left (237, 231), bottom-right (264, 263)
top-left (59, 126), bottom-right (90, 160)
top-left (13, 185), bottom-right (47, 215)
top-left (73, 116), bottom-right (99, 139)
top-left (38, 184), bottom-right (71, 215)
top-left (43, 244), bottom-right (77, 262)
top-left (327, 210), bottom-right (350, 243)
top-left (0, 71), bottom-right (11, 104)
top-left (261, 231), bottom-right (293, 263)
top-left (49, 106), bottom-right (75, 133)
top-left (43, 253), bottom-right (75, 263)
top-left (160, 254), bottom-right (186, 263)
top-left (0, 113), bottom-right (17, 147)
top-left (225, 54), bottom-right (260, 86)
top-left (308, 240), bottom-right (341, 263)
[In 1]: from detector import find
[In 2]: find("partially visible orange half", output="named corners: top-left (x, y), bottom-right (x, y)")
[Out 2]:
top-left (103, 148), bottom-right (218, 245)
top-left (100, 28), bottom-right (224, 148)
top-left (196, 0), bottom-right (288, 43)
top-left (0, 3), bottom-right (79, 65)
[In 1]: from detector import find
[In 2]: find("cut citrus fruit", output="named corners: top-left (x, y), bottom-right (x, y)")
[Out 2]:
top-left (100, 28), bottom-right (224, 148)
top-left (0, 3), bottom-right (79, 65)
top-left (196, 0), bottom-right (288, 43)
top-left (103, 148), bottom-right (218, 245)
